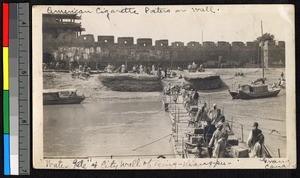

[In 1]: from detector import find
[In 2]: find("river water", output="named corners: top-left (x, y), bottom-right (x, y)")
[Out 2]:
top-left (44, 100), bottom-right (175, 158)
top-left (43, 68), bottom-right (287, 158)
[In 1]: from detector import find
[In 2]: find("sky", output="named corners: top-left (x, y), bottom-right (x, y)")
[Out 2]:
top-left (45, 5), bottom-right (294, 44)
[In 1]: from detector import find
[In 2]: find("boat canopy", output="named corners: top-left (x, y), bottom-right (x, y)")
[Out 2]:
top-left (250, 84), bottom-right (268, 93)
top-left (241, 84), bottom-right (268, 93)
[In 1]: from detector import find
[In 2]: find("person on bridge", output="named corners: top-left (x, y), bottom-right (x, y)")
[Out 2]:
top-left (204, 120), bottom-right (216, 145)
top-left (218, 116), bottom-right (234, 135)
top-left (247, 122), bottom-right (262, 150)
top-left (212, 133), bottom-right (228, 158)
top-left (208, 124), bottom-right (224, 157)
top-left (193, 90), bottom-right (199, 106)
top-left (249, 133), bottom-right (265, 158)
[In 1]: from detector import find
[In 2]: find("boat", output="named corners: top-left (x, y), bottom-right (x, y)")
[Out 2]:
top-left (43, 89), bottom-right (85, 105)
top-left (228, 22), bottom-right (281, 99)
top-left (99, 73), bottom-right (163, 92)
top-left (183, 71), bottom-right (224, 90)
top-left (229, 84), bottom-right (281, 100)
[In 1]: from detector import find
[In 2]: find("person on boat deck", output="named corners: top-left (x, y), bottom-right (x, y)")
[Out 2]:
top-left (218, 116), bottom-right (234, 135)
top-left (212, 133), bottom-right (228, 158)
top-left (105, 63), bottom-right (113, 73)
top-left (209, 104), bottom-right (218, 116)
top-left (173, 91), bottom-right (178, 104)
top-left (121, 64), bottom-right (126, 73)
top-left (189, 89), bottom-right (195, 105)
top-left (164, 68), bottom-right (168, 78)
top-left (249, 133), bottom-right (265, 158)
top-left (157, 68), bottom-right (161, 78)
top-left (166, 83), bottom-right (172, 95)
top-left (278, 75), bottom-right (285, 87)
top-left (181, 88), bottom-right (187, 99)
top-left (152, 64), bottom-right (155, 72)
top-left (184, 94), bottom-right (190, 109)
top-left (247, 122), bottom-right (262, 150)
top-left (139, 65), bottom-right (144, 74)
top-left (188, 63), bottom-right (192, 72)
top-left (211, 108), bottom-right (222, 125)
top-left (272, 82), bottom-right (278, 89)
top-left (195, 103), bottom-right (209, 122)
top-left (193, 90), bottom-right (199, 106)
top-left (132, 65), bottom-right (137, 73)
top-left (209, 124), bottom-right (224, 149)
top-left (204, 120), bottom-right (216, 145)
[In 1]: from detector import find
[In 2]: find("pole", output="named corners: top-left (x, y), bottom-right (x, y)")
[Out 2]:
top-left (261, 21), bottom-right (264, 35)
top-left (174, 105), bottom-right (177, 121)
top-left (241, 124), bottom-right (244, 143)
top-left (182, 137), bottom-right (184, 158)
top-left (278, 149), bottom-right (281, 158)
top-left (261, 20), bottom-right (265, 84)
top-left (177, 105), bottom-right (180, 123)
top-left (231, 116), bottom-right (233, 129)
top-left (202, 30), bottom-right (203, 43)
top-left (176, 124), bottom-right (179, 142)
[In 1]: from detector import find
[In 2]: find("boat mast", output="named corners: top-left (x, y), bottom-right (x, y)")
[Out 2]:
top-left (202, 30), bottom-right (203, 43)
top-left (261, 21), bottom-right (265, 84)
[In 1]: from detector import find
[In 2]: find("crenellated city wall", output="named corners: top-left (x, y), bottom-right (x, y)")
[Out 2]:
top-left (43, 34), bottom-right (285, 69)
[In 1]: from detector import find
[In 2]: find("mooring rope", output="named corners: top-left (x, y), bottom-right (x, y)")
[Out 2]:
top-left (132, 133), bottom-right (172, 151)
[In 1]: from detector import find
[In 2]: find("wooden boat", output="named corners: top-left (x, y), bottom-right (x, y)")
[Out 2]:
top-left (229, 84), bottom-right (280, 100)
top-left (229, 22), bottom-right (282, 100)
top-left (43, 89), bottom-right (85, 105)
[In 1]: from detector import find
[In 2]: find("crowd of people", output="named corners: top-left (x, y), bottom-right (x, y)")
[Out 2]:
top-left (165, 84), bottom-right (266, 158)
top-left (188, 114), bottom-right (265, 158)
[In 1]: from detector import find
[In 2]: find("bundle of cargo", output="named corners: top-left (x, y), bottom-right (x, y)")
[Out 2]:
top-left (99, 73), bottom-right (163, 92)
top-left (183, 71), bottom-right (224, 90)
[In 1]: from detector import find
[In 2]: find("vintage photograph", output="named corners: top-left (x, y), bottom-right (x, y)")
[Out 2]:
top-left (32, 5), bottom-right (296, 169)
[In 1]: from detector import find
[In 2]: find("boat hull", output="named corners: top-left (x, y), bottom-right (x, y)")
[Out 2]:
top-left (183, 73), bottom-right (224, 90)
top-left (238, 89), bottom-right (281, 99)
top-left (229, 90), bottom-right (240, 99)
top-left (43, 97), bottom-right (85, 105)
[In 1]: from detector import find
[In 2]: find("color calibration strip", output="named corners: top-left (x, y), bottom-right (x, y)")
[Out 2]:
top-left (3, 3), bottom-right (30, 175)
top-left (3, 3), bottom-right (10, 175)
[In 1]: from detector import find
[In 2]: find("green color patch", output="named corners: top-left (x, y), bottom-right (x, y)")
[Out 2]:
top-left (3, 90), bottom-right (9, 133)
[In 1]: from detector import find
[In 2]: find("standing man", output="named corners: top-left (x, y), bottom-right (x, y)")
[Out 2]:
top-left (249, 133), bottom-right (265, 158)
top-left (204, 120), bottom-right (216, 145)
top-left (247, 122), bottom-right (262, 149)
top-left (212, 133), bottom-right (228, 158)
top-left (193, 90), bottom-right (199, 106)
top-left (208, 124), bottom-right (224, 157)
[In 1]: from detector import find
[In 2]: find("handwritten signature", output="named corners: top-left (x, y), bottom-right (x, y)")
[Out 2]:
top-left (260, 158), bottom-right (291, 169)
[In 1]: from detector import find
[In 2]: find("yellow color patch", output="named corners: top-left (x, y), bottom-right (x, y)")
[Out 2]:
top-left (3, 47), bottom-right (9, 90)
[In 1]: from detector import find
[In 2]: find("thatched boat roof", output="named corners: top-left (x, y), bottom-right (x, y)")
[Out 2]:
top-left (100, 73), bottom-right (160, 82)
top-left (184, 72), bottom-right (220, 81)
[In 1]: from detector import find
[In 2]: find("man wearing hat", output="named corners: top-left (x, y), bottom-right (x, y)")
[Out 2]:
top-left (212, 133), bottom-right (229, 158)
top-left (208, 123), bottom-right (224, 157)
top-left (209, 104), bottom-right (219, 121)
top-left (204, 119), bottom-right (216, 145)
top-left (247, 122), bottom-right (262, 149)
top-left (249, 133), bottom-right (265, 158)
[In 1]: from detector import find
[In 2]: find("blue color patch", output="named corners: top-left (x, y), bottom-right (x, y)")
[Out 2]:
top-left (4, 134), bottom-right (10, 175)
